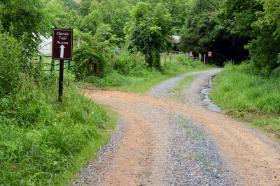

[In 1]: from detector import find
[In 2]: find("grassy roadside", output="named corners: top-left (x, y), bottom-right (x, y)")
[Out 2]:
top-left (86, 53), bottom-right (214, 93)
top-left (0, 78), bottom-right (118, 185)
top-left (118, 65), bottom-right (209, 93)
top-left (211, 64), bottom-right (280, 140)
top-left (56, 108), bottom-right (118, 185)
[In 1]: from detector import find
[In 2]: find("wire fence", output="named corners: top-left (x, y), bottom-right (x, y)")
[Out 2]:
top-left (30, 55), bottom-right (74, 76)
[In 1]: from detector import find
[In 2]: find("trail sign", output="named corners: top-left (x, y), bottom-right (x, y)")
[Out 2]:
top-left (52, 29), bottom-right (73, 60)
top-left (52, 28), bottom-right (73, 102)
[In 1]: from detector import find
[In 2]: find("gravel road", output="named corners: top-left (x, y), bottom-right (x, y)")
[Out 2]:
top-left (149, 68), bottom-right (223, 112)
top-left (74, 69), bottom-right (280, 186)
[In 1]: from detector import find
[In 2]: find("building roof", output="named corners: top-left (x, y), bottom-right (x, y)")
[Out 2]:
top-left (171, 35), bottom-right (181, 44)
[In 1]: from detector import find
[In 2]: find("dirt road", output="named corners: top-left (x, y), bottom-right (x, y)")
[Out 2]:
top-left (75, 69), bottom-right (280, 186)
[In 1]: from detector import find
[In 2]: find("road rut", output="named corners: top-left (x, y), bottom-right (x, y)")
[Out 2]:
top-left (75, 69), bottom-right (280, 186)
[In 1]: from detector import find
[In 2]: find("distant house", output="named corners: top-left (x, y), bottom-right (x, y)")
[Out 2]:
top-left (171, 35), bottom-right (181, 44)
top-left (38, 37), bottom-right (52, 56)
top-left (171, 35), bottom-right (181, 52)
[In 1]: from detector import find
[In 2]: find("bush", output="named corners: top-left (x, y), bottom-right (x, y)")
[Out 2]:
top-left (73, 43), bottom-right (107, 79)
top-left (87, 71), bottom-right (127, 87)
top-left (114, 52), bottom-right (149, 77)
top-left (0, 33), bottom-right (25, 95)
top-left (175, 53), bottom-right (201, 68)
top-left (271, 67), bottom-right (280, 78)
top-left (0, 75), bottom-right (113, 185)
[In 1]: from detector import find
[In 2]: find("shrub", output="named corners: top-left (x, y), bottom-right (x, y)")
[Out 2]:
top-left (0, 33), bottom-right (26, 95)
top-left (73, 43), bottom-right (107, 79)
top-left (87, 71), bottom-right (127, 87)
top-left (175, 53), bottom-right (201, 68)
top-left (114, 52), bottom-right (149, 76)
top-left (0, 77), bottom-right (112, 185)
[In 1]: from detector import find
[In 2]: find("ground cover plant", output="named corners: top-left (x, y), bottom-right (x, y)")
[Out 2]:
top-left (211, 64), bottom-right (280, 139)
top-left (0, 77), bottom-right (117, 185)
top-left (85, 53), bottom-right (213, 93)
top-left (0, 32), bottom-right (117, 185)
top-left (1, 0), bottom-right (280, 185)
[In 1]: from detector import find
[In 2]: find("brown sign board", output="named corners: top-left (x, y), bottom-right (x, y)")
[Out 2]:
top-left (52, 28), bottom-right (73, 60)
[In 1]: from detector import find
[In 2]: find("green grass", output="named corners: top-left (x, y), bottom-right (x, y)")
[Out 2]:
top-left (167, 75), bottom-right (195, 100)
top-left (172, 75), bottom-right (194, 92)
top-left (87, 53), bottom-right (214, 93)
top-left (118, 65), bottom-right (208, 93)
top-left (0, 77), bottom-right (117, 185)
top-left (211, 64), bottom-right (280, 139)
top-left (55, 108), bottom-right (118, 185)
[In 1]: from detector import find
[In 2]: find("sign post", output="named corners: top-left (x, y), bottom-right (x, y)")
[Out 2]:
top-left (52, 28), bottom-right (73, 102)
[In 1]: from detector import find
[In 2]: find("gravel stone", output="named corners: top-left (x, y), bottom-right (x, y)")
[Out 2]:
top-left (74, 69), bottom-right (242, 185)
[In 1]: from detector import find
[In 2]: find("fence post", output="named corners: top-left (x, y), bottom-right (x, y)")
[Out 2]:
top-left (204, 54), bottom-right (206, 64)
top-left (50, 59), bottom-right (55, 76)
top-left (68, 60), bottom-right (71, 71)
top-left (39, 56), bottom-right (43, 64)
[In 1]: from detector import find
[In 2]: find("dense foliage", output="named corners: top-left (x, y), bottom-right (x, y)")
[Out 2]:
top-left (0, 1), bottom-right (114, 185)
top-left (180, 0), bottom-right (280, 74)
top-left (128, 2), bottom-right (172, 69)
top-left (0, 0), bottom-right (50, 55)
top-left (72, 0), bottom-right (280, 75)
top-left (1, 0), bottom-right (280, 184)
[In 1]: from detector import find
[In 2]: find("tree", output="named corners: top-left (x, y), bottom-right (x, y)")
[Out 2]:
top-left (0, 33), bottom-right (26, 95)
top-left (0, 0), bottom-right (50, 55)
top-left (180, 0), bottom-right (240, 65)
top-left (156, 0), bottom-right (193, 34)
top-left (246, 0), bottom-right (280, 74)
top-left (216, 0), bottom-right (262, 38)
top-left (215, 0), bottom-right (280, 74)
top-left (81, 0), bottom-right (131, 43)
top-left (45, 1), bottom-right (82, 29)
top-left (60, 0), bottom-right (79, 10)
top-left (128, 2), bottom-right (171, 69)
top-left (180, 0), bottom-right (219, 53)
top-left (80, 0), bottom-right (91, 16)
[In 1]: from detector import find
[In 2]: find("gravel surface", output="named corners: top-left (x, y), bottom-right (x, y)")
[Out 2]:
top-left (74, 98), bottom-right (235, 185)
top-left (74, 118), bottom-right (126, 185)
top-left (149, 71), bottom-right (207, 99)
top-left (75, 69), bottom-right (231, 185)
top-left (74, 69), bottom-right (280, 185)
top-left (165, 113), bottom-right (235, 185)
top-left (149, 68), bottom-right (223, 112)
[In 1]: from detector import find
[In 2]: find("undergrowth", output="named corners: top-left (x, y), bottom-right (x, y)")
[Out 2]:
top-left (211, 63), bottom-right (280, 139)
top-left (86, 53), bottom-right (213, 93)
top-left (0, 76), bottom-right (116, 185)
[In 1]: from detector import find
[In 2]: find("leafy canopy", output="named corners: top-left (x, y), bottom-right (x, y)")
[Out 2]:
top-left (128, 2), bottom-right (172, 69)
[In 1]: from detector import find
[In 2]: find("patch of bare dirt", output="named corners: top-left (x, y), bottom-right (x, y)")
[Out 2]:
top-left (82, 89), bottom-right (280, 186)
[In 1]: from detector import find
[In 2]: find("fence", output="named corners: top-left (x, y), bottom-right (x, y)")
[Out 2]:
top-left (30, 55), bottom-right (74, 76)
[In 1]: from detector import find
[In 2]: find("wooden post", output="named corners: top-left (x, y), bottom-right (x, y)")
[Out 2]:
top-left (50, 59), bottom-right (55, 75)
top-left (58, 59), bottom-right (64, 102)
top-left (204, 54), bottom-right (206, 64)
